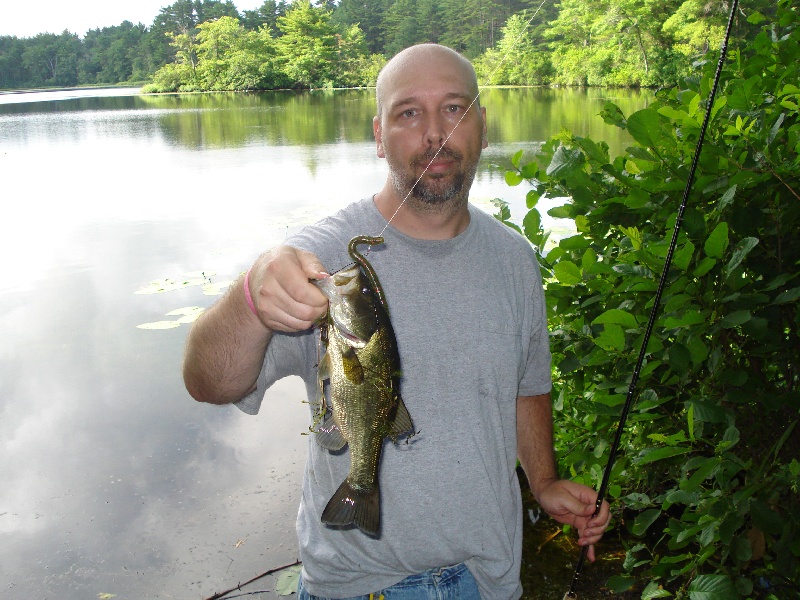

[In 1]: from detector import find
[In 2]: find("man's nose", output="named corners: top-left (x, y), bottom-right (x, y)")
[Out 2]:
top-left (423, 113), bottom-right (447, 147)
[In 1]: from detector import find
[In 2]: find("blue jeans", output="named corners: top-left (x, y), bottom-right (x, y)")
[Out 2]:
top-left (297, 563), bottom-right (481, 600)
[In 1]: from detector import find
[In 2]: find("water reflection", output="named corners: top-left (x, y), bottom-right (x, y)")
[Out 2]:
top-left (0, 87), bottom-right (650, 599)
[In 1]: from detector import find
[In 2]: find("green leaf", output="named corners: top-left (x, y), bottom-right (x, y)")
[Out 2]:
top-left (553, 261), bottom-right (582, 285)
top-left (704, 222), bottom-right (729, 259)
top-left (683, 457), bottom-right (718, 492)
top-left (724, 237), bottom-right (759, 278)
top-left (717, 185), bottom-right (737, 212)
top-left (275, 564), bottom-right (303, 596)
top-left (626, 108), bottom-right (664, 147)
top-left (594, 323), bottom-right (626, 351)
top-left (606, 575), bottom-right (636, 593)
top-left (642, 580), bottom-right (673, 598)
top-left (688, 574), bottom-right (739, 600)
top-left (635, 446), bottom-right (691, 466)
top-left (774, 286), bottom-right (800, 304)
top-left (673, 241), bottom-right (695, 271)
top-left (663, 311), bottom-right (706, 329)
top-left (633, 508), bottom-right (662, 536)
top-left (546, 145), bottom-right (585, 178)
top-left (511, 149), bottom-right (524, 168)
top-left (720, 310), bottom-right (751, 328)
top-left (592, 309), bottom-right (639, 329)
top-left (523, 209), bottom-right (542, 239)
top-left (505, 170), bottom-right (523, 186)
top-left (693, 257), bottom-right (717, 278)
top-left (548, 205), bottom-right (573, 219)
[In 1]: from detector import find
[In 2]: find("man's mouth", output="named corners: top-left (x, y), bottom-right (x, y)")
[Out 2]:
top-left (413, 147), bottom-right (463, 174)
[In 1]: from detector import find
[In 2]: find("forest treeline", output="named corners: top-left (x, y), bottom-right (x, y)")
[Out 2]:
top-left (0, 0), bottom-right (779, 92)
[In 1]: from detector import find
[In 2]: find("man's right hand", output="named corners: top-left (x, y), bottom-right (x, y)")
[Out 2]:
top-left (246, 246), bottom-right (330, 332)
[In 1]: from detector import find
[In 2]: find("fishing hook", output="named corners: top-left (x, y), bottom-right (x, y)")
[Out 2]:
top-left (564, 0), bottom-right (740, 597)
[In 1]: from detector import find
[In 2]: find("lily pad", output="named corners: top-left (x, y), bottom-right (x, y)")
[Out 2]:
top-left (135, 272), bottom-right (214, 295)
top-left (203, 280), bottom-right (233, 296)
top-left (136, 321), bottom-right (182, 330)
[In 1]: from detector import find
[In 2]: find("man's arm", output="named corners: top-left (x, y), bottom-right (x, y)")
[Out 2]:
top-left (182, 246), bottom-right (328, 404)
top-left (516, 393), bottom-right (611, 562)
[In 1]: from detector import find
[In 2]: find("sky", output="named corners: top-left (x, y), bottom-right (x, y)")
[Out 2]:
top-left (1, 1), bottom-right (266, 38)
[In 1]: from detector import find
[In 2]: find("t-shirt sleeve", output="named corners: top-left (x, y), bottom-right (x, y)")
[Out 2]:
top-left (235, 329), bottom-right (316, 414)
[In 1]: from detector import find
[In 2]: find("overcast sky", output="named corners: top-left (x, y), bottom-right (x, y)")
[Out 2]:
top-left (1, 1), bottom-right (266, 38)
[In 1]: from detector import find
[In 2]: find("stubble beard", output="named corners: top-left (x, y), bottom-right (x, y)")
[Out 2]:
top-left (388, 146), bottom-right (480, 213)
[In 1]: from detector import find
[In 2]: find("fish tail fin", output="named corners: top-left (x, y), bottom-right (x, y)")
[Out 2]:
top-left (321, 480), bottom-right (380, 537)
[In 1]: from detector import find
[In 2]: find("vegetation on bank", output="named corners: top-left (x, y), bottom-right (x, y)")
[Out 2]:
top-left (0, 0), bottom-right (782, 92)
top-left (498, 1), bottom-right (799, 597)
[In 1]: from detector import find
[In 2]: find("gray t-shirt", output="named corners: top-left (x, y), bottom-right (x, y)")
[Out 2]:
top-left (237, 198), bottom-right (552, 599)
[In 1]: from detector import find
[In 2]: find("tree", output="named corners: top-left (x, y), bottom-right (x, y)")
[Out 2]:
top-left (194, 16), bottom-right (279, 90)
top-left (0, 36), bottom-right (26, 88)
top-left (194, 0), bottom-right (241, 24)
top-left (81, 21), bottom-right (148, 84)
top-left (331, 0), bottom-right (387, 54)
top-left (241, 0), bottom-right (289, 31)
top-left (21, 31), bottom-right (81, 87)
top-left (275, 0), bottom-right (338, 88)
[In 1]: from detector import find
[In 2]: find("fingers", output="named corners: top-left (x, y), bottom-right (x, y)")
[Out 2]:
top-left (537, 480), bottom-right (612, 560)
top-left (248, 246), bottom-right (329, 332)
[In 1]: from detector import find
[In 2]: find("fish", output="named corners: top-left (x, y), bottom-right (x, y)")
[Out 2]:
top-left (312, 235), bottom-right (414, 537)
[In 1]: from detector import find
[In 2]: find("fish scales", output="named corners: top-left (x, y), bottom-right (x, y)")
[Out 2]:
top-left (313, 235), bottom-right (413, 537)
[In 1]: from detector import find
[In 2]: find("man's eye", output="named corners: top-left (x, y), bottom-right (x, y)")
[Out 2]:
top-left (402, 109), bottom-right (417, 117)
top-left (446, 105), bottom-right (462, 113)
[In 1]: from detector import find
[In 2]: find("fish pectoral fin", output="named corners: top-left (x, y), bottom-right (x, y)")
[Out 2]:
top-left (321, 479), bottom-right (380, 537)
top-left (317, 351), bottom-right (331, 381)
top-left (389, 395), bottom-right (415, 442)
top-left (341, 347), bottom-right (364, 384)
top-left (314, 416), bottom-right (347, 451)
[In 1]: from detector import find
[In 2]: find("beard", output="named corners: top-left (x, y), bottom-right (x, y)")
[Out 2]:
top-left (388, 146), bottom-right (479, 207)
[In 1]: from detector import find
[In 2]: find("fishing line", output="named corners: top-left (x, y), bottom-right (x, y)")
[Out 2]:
top-left (375, 0), bottom-right (549, 239)
top-left (564, 1), bottom-right (739, 597)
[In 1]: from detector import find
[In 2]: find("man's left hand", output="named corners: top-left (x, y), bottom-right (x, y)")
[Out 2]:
top-left (534, 479), bottom-right (611, 562)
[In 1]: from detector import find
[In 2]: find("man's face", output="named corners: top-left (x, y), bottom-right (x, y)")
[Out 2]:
top-left (373, 50), bottom-right (488, 207)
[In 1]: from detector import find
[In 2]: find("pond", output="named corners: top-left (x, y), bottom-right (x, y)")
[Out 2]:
top-left (0, 86), bottom-right (651, 599)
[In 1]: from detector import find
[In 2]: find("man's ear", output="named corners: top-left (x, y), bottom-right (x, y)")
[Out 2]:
top-left (373, 115), bottom-right (385, 158)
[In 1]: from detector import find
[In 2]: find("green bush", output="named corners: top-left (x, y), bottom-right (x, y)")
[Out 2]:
top-left (502, 2), bottom-right (799, 597)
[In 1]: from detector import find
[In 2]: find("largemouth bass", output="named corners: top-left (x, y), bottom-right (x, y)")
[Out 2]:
top-left (313, 235), bottom-right (413, 537)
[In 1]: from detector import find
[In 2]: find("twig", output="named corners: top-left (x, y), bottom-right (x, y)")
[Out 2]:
top-left (537, 529), bottom-right (563, 554)
top-left (203, 559), bottom-right (301, 600)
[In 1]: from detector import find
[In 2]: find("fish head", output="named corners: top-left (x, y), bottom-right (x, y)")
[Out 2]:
top-left (314, 264), bottom-right (379, 348)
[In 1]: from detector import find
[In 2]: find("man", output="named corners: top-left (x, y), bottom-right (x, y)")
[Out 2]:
top-left (183, 44), bottom-right (610, 599)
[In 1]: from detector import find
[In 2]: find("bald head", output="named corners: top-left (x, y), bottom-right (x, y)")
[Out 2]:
top-left (375, 44), bottom-right (480, 120)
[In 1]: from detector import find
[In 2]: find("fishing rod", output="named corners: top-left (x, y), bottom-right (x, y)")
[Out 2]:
top-left (563, 0), bottom-right (740, 597)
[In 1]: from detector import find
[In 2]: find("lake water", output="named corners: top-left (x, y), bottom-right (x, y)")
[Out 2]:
top-left (0, 86), bottom-right (650, 599)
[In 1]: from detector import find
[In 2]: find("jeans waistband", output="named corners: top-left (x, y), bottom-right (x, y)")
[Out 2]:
top-left (390, 563), bottom-right (467, 588)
